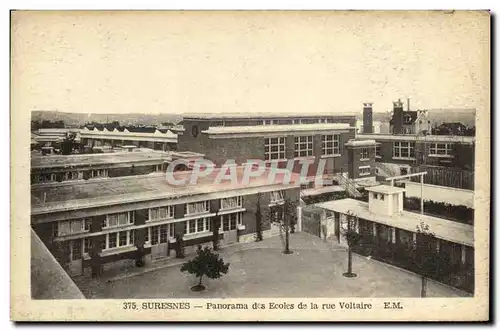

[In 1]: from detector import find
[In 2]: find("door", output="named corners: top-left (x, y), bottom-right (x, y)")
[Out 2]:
top-left (68, 239), bottom-right (83, 277)
top-left (221, 214), bottom-right (239, 245)
top-left (150, 224), bottom-right (175, 260)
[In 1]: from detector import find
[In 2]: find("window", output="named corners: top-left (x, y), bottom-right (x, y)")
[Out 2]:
top-left (38, 173), bottom-right (56, 183)
top-left (430, 143), bottom-right (453, 156)
top-left (184, 218), bottom-right (210, 235)
top-left (359, 166), bottom-right (371, 176)
top-left (159, 225), bottom-right (168, 243)
top-left (64, 171), bottom-right (83, 181)
top-left (264, 137), bottom-right (286, 160)
top-left (376, 145), bottom-right (381, 157)
top-left (402, 128), bottom-right (412, 134)
top-left (393, 141), bottom-right (415, 158)
top-left (270, 190), bottom-right (284, 204)
top-left (91, 169), bottom-right (108, 178)
top-left (72, 240), bottom-right (82, 261)
top-left (155, 164), bottom-right (162, 172)
top-left (185, 201), bottom-right (210, 216)
top-left (103, 212), bottom-right (133, 228)
top-left (149, 206), bottom-right (173, 221)
top-left (83, 238), bottom-right (92, 254)
top-left (263, 119), bottom-right (275, 125)
top-left (144, 224), bottom-right (172, 245)
top-left (292, 119), bottom-right (302, 124)
top-left (103, 230), bottom-right (135, 250)
top-left (294, 136), bottom-right (313, 157)
top-left (108, 233), bottom-right (117, 248)
top-left (321, 134), bottom-right (340, 156)
top-left (404, 115), bottom-right (412, 123)
top-left (221, 213), bottom-right (242, 231)
top-left (221, 196), bottom-right (243, 210)
top-left (56, 218), bottom-right (92, 236)
top-left (361, 148), bottom-right (369, 160)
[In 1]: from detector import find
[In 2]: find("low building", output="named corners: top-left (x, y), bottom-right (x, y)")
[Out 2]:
top-left (31, 166), bottom-right (301, 277)
top-left (316, 184), bottom-right (474, 292)
top-left (30, 149), bottom-right (204, 184)
top-left (80, 126), bottom-right (178, 152)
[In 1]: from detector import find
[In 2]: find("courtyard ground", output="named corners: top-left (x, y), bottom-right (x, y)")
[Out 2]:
top-left (76, 232), bottom-right (470, 299)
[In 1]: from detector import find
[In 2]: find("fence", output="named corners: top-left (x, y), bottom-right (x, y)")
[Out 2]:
top-left (411, 165), bottom-right (474, 190)
top-left (301, 206), bottom-right (322, 238)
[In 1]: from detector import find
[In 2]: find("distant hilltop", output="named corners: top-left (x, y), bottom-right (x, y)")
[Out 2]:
top-left (31, 110), bottom-right (183, 127)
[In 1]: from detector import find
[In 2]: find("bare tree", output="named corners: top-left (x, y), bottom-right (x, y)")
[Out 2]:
top-left (270, 197), bottom-right (297, 255)
top-left (255, 193), bottom-right (263, 242)
top-left (340, 210), bottom-right (363, 278)
top-left (411, 222), bottom-right (437, 297)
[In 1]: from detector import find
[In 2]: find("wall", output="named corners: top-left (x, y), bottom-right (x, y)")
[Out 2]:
top-left (404, 182), bottom-right (474, 208)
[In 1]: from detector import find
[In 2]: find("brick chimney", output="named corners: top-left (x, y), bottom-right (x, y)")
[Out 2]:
top-left (362, 103), bottom-right (373, 134)
top-left (392, 99), bottom-right (404, 134)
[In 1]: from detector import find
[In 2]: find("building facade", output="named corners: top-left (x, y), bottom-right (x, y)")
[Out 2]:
top-left (30, 149), bottom-right (204, 184)
top-left (31, 168), bottom-right (301, 277)
top-left (357, 133), bottom-right (475, 172)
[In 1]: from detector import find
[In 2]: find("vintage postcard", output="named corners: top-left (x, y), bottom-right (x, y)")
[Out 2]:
top-left (11, 10), bottom-right (490, 321)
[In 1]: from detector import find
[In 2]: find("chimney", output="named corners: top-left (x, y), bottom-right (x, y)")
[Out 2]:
top-left (362, 103), bottom-right (373, 134)
top-left (392, 99), bottom-right (404, 134)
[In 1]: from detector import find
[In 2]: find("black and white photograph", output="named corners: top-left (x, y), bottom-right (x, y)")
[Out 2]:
top-left (11, 10), bottom-right (490, 321)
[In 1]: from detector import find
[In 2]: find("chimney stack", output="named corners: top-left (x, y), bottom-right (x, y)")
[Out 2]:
top-left (362, 102), bottom-right (373, 134)
top-left (392, 99), bottom-right (404, 134)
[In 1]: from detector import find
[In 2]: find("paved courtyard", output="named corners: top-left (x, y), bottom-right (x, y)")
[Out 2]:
top-left (78, 232), bottom-right (470, 299)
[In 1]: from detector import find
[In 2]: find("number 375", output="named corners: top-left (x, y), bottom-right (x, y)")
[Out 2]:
top-left (123, 302), bottom-right (137, 310)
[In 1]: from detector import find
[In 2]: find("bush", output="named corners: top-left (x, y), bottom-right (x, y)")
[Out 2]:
top-left (403, 197), bottom-right (474, 224)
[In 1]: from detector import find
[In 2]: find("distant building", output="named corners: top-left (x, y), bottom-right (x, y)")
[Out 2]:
top-left (30, 149), bottom-right (203, 184)
top-left (356, 133), bottom-right (475, 174)
top-left (80, 125), bottom-right (178, 152)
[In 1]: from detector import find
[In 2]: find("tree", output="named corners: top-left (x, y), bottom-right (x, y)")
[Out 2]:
top-left (270, 197), bottom-right (296, 255)
top-left (174, 233), bottom-right (185, 258)
top-left (411, 222), bottom-right (438, 297)
top-left (180, 245), bottom-right (230, 292)
top-left (61, 132), bottom-right (76, 155)
top-left (340, 210), bottom-right (363, 278)
top-left (255, 193), bottom-right (263, 242)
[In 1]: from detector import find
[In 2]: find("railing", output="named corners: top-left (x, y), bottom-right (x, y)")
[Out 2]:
top-left (336, 173), bottom-right (362, 198)
top-left (376, 162), bottom-right (398, 178)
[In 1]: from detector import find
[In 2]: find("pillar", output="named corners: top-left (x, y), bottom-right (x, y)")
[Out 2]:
top-left (296, 206), bottom-right (302, 232)
top-left (90, 215), bottom-right (105, 277)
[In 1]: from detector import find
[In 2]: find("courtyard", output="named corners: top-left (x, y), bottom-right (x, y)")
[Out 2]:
top-left (77, 232), bottom-right (470, 299)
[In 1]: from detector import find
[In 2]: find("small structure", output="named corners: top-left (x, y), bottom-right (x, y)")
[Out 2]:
top-left (315, 184), bottom-right (474, 292)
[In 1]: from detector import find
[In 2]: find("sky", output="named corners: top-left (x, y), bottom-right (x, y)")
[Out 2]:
top-left (11, 11), bottom-right (489, 115)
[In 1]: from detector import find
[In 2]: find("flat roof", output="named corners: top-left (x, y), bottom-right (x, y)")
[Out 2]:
top-left (315, 198), bottom-right (473, 247)
top-left (31, 229), bottom-right (85, 299)
top-left (183, 112), bottom-right (357, 120)
top-left (31, 167), bottom-right (301, 214)
top-left (344, 139), bottom-right (377, 147)
top-left (356, 134), bottom-right (475, 144)
top-left (365, 185), bottom-right (406, 195)
top-left (31, 150), bottom-right (172, 169)
top-left (203, 123), bottom-right (354, 136)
